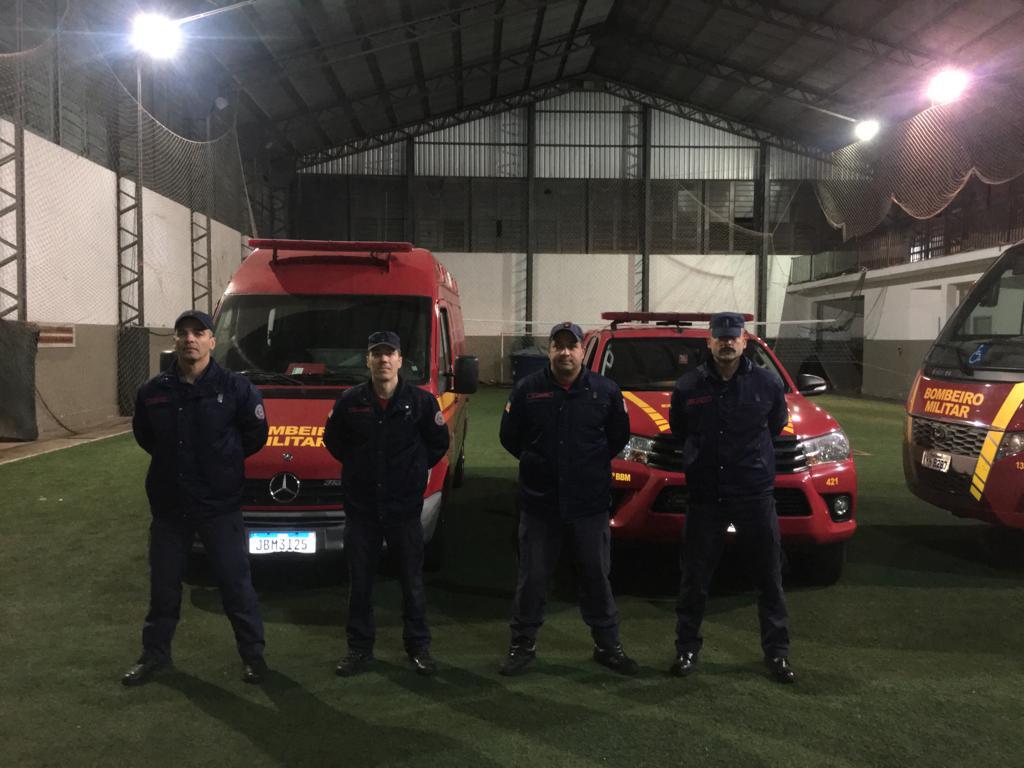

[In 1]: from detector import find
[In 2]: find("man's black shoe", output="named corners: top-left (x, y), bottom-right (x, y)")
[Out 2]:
top-left (593, 644), bottom-right (639, 676)
top-left (242, 657), bottom-right (268, 685)
top-left (498, 643), bottom-right (536, 676)
top-left (765, 656), bottom-right (796, 684)
top-left (335, 650), bottom-right (374, 677)
top-left (121, 657), bottom-right (169, 687)
top-left (669, 651), bottom-right (699, 677)
top-left (408, 650), bottom-right (437, 677)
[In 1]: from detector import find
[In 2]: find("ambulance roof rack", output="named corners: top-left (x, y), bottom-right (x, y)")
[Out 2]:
top-left (248, 239), bottom-right (413, 269)
top-left (600, 311), bottom-right (755, 330)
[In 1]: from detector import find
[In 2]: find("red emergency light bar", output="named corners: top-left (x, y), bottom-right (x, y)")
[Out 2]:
top-left (248, 239), bottom-right (413, 266)
top-left (601, 311), bottom-right (755, 330)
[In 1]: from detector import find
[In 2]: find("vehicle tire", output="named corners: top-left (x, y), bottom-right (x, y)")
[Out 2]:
top-left (452, 444), bottom-right (466, 489)
top-left (793, 541), bottom-right (846, 586)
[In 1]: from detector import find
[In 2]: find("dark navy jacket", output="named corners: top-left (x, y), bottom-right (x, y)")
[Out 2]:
top-left (669, 355), bottom-right (788, 502)
top-left (500, 366), bottom-right (630, 520)
top-left (323, 377), bottom-right (450, 522)
top-left (133, 359), bottom-right (269, 517)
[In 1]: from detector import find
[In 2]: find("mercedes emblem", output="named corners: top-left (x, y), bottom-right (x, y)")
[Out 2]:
top-left (268, 472), bottom-right (301, 503)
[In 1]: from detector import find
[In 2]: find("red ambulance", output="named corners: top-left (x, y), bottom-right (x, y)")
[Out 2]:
top-left (209, 239), bottom-right (477, 565)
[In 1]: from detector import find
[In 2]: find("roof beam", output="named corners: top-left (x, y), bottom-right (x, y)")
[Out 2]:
top-left (556, 0), bottom-right (587, 80)
top-left (449, 0), bottom-right (465, 109)
top-left (345, 1), bottom-right (399, 128)
top-left (231, 0), bottom-right (552, 87)
top-left (597, 32), bottom-right (855, 119)
top-left (398, 0), bottom-right (433, 117)
top-left (522, 1), bottom-right (548, 90)
top-left (269, 25), bottom-right (598, 136)
top-left (289, 0), bottom-right (366, 138)
top-left (298, 77), bottom-right (832, 169)
top-left (490, 0), bottom-right (506, 100)
top-left (715, 0), bottom-right (937, 70)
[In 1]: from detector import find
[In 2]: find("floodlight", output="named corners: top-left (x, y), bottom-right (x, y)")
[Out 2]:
top-left (854, 119), bottom-right (880, 142)
top-left (926, 69), bottom-right (969, 104)
top-left (130, 13), bottom-right (183, 59)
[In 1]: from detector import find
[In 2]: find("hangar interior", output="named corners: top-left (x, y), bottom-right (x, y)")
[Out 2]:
top-left (1, 0), bottom-right (1024, 439)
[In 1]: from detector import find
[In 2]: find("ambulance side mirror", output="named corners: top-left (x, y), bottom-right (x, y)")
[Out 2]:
top-left (452, 355), bottom-right (479, 394)
top-left (159, 350), bottom-right (176, 372)
top-left (797, 373), bottom-right (827, 396)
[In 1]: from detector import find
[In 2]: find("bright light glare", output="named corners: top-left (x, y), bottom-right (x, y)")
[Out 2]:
top-left (926, 69), bottom-right (969, 104)
top-left (854, 119), bottom-right (880, 142)
top-left (130, 13), bottom-right (183, 59)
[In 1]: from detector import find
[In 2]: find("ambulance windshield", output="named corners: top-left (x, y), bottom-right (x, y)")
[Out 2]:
top-left (927, 248), bottom-right (1024, 376)
top-left (212, 294), bottom-right (431, 384)
top-left (598, 336), bottom-right (787, 391)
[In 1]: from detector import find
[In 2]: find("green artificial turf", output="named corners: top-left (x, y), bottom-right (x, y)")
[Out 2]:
top-left (1, 389), bottom-right (1023, 767)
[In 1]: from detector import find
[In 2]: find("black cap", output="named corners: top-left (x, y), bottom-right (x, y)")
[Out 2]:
top-left (174, 309), bottom-right (215, 333)
top-left (709, 312), bottom-right (745, 338)
top-left (367, 330), bottom-right (401, 352)
top-left (549, 321), bottom-right (584, 343)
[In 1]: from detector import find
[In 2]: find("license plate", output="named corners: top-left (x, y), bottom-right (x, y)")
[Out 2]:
top-left (248, 531), bottom-right (317, 555)
top-left (921, 449), bottom-right (952, 473)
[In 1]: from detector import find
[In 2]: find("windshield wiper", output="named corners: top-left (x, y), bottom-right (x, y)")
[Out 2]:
top-left (238, 370), bottom-right (305, 386)
top-left (930, 341), bottom-right (973, 375)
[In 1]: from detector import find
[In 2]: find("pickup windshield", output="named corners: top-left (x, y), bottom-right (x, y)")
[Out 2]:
top-left (925, 247), bottom-right (1024, 377)
top-left (213, 294), bottom-right (431, 384)
top-left (597, 336), bottom-right (787, 391)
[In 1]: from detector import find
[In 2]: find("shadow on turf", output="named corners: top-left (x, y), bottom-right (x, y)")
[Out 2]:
top-left (158, 668), bottom-right (503, 767)
top-left (847, 524), bottom-right (1024, 583)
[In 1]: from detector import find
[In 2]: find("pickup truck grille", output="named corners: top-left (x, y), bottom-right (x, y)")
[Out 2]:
top-left (646, 434), bottom-right (807, 474)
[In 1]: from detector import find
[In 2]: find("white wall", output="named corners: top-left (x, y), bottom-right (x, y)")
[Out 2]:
top-left (436, 252), bottom-right (525, 335)
top-left (142, 188), bottom-right (191, 328)
top-left (24, 130), bottom-right (118, 324)
top-left (533, 253), bottom-right (636, 329)
top-left (211, 220), bottom-right (243, 305)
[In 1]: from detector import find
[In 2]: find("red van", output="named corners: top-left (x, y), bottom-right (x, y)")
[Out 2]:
top-left (583, 312), bottom-right (857, 584)
top-left (904, 242), bottom-right (1024, 528)
top-left (208, 239), bottom-right (477, 565)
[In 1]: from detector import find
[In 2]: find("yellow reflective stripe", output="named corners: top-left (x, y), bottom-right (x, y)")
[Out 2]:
top-left (992, 382), bottom-right (1024, 429)
top-left (975, 455), bottom-right (992, 484)
top-left (970, 383), bottom-right (1024, 499)
top-left (623, 391), bottom-right (671, 433)
top-left (437, 392), bottom-right (457, 411)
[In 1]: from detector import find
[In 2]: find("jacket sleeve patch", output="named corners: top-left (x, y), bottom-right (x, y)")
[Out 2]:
top-left (434, 410), bottom-right (446, 426)
top-left (255, 403), bottom-right (265, 420)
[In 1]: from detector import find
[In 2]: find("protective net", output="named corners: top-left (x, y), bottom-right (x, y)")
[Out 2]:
top-left (815, 85), bottom-right (1024, 241)
top-left (0, 1), bottom-right (253, 437)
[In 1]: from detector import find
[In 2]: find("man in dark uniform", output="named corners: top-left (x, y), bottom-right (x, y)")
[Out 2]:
top-left (123, 309), bottom-right (269, 686)
top-left (324, 331), bottom-right (450, 678)
top-left (498, 321), bottom-right (637, 676)
top-left (667, 312), bottom-right (795, 684)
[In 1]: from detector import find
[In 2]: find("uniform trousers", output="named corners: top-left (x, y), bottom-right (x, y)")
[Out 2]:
top-left (344, 512), bottom-right (430, 654)
top-left (143, 510), bottom-right (265, 663)
top-left (675, 495), bottom-right (789, 657)
top-left (510, 508), bottom-right (620, 648)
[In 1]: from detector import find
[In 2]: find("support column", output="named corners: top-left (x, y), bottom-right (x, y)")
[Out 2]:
top-left (755, 142), bottom-right (770, 327)
top-left (405, 137), bottom-right (415, 242)
top-left (640, 105), bottom-right (652, 311)
top-left (525, 103), bottom-right (536, 342)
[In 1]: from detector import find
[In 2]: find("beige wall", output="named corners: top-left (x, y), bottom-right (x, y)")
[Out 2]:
top-left (35, 324), bottom-right (118, 437)
top-left (862, 340), bottom-right (932, 401)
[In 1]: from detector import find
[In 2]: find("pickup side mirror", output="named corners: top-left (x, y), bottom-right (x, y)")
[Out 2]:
top-left (159, 350), bottom-right (176, 372)
top-left (797, 373), bottom-right (827, 396)
top-left (452, 355), bottom-right (479, 394)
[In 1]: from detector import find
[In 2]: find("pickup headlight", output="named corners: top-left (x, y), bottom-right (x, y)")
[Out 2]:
top-left (618, 435), bottom-right (655, 464)
top-left (997, 432), bottom-right (1024, 460)
top-left (800, 430), bottom-right (851, 466)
